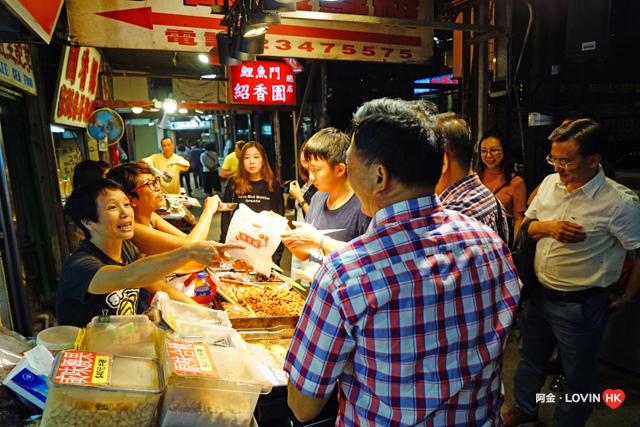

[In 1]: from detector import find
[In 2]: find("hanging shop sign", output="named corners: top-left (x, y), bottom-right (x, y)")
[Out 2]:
top-left (229, 61), bottom-right (295, 105)
top-left (65, 0), bottom-right (433, 64)
top-left (0, 0), bottom-right (65, 44)
top-left (52, 46), bottom-right (102, 128)
top-left (0, 43), bottom-right (36, 95)
top-left (169, 120), bottom-right (211, 130)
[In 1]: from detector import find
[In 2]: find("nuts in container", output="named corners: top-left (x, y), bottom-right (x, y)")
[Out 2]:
top-left (221, 285), bottom-right (306, 317)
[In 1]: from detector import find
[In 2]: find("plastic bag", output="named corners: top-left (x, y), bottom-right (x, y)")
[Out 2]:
top-left (2, 345), bottom-right (54, 409)
top-left (224, 204), bottom-right (289, 275)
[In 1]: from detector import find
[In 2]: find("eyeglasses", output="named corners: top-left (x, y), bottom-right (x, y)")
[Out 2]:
top-left (480, 148), bottom-right (502, 156)
top-left (546, 154), bottom-right (580, 170)
top-left (131, 177), bottom-right (161, 193)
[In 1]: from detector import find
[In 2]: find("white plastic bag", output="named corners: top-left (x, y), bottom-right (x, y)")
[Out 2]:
top-left (225, 204), bottom-right (289, 274)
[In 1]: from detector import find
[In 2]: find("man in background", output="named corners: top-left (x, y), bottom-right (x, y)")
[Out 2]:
top-left (141, 137), bottom-right (189, 194)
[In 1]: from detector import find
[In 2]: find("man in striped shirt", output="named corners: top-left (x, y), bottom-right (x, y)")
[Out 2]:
top-left (285, 100), bottom-right (521, 426)
top-left (435, 113), bottom-right (509, 242)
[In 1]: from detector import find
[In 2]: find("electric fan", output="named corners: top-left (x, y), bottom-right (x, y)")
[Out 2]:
top-left (87, 108), bottom-right (124, 151)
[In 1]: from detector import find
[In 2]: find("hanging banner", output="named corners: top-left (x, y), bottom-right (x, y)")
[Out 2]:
top-left (65, 0), bottom-right (433, 64)
top-left (0, 0), bottom-right (65, 44)
top-left (52, 46), bottom-right (102, 128)
top-left (0, 43), bottom-right (36, 95)
top-left (229, 61), bottom-right (296, 105)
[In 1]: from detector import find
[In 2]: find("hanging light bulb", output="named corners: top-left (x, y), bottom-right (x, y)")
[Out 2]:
top-left (162, 98), bottom-right (177, 114)
top-left (132, 106), bottom-right (143, 114)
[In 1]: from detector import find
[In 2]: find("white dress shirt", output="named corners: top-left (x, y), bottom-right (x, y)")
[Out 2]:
top-left (526, 169), bottom-right (640, 292)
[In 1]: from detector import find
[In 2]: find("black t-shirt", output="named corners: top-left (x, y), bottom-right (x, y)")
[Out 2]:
top-left (56, 239), bottom-right (141, 327)
top-left (220, 178), bottom-right (285, 264)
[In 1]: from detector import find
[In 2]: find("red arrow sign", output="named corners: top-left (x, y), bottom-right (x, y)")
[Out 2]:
top-left (97, 7), bottom-right (421, 47)
top-left (97, 7), bottom-right (223, 31)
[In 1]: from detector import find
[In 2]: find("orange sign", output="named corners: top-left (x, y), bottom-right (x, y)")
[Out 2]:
top-left (53, 351), bottom-right (112, 385)
top-left (166, 342), bottom-right (219, 378)
top-left (0, 0), bottom-right (65, 44)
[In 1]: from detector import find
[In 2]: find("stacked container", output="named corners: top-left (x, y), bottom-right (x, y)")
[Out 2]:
top-left (80, 315), bottom-right (159, 359)
top-left (42, 350), bottom-right (163, 427)
top-left (158, 299), bottom-right (232, 327)
top-left (158, 342), bottom-right (271, 427)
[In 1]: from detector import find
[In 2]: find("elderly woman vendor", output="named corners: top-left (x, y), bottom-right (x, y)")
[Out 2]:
top-left (107, 163), bottom-right (221, 255)
top-left (56, 179), bottom-right (242, 327)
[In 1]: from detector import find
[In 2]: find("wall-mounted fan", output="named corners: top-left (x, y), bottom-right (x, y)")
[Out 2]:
top-left (87, 108), bottom-right (124, 152)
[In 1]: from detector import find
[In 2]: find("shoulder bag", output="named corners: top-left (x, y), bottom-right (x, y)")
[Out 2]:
top-left (511, 218), bottom-right (540, 302)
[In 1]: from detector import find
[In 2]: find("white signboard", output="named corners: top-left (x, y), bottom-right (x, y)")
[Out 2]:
top-left (0, 43), bottom-right (36, 95)
top-left (66, 0), bottom-right (433, 64)
top-left (169, 120), bottom-right (211, 130)
top-left (52, 46), bottom-right (102, 128)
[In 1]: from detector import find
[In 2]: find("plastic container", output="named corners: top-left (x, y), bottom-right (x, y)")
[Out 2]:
top-left (158, 299), bottom-right (231, 328)
top-left (81, 315), bottom-right (158, 359)
top-left (192, 272), bottom-right (215, 304)
top-left (158, 342), bottom-right (271, 427)
top-left (41, 350), bottom-right (164, 427)
top-left (36, 326), bottom-right (80, 354)
top-left (162, 319), bottom-right (246, 351)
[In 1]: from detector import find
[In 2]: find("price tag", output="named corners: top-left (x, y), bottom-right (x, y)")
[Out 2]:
top-left (53, 351), bottom-right (112, 386)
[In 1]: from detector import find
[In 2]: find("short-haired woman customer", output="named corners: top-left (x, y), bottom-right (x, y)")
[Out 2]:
top-left (476, 129), bottom-right (527, 240)
top-left (220, 141), bottom-right (284, 265)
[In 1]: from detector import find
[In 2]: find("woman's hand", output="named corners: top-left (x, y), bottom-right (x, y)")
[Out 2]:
top-left (281, 221), bottom-right (321, 250)
top-left (289, 180), bottom-right (304, 203)
top-left (203, 195), bottom-right (221, 212)
top-left (187, 241), bottom-right (245, 265)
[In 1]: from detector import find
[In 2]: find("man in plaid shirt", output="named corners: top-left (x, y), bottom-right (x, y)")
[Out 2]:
top-left (285, 100), bottom-right (521, 426)
top-left (435, 113), bottom-right (509, 243)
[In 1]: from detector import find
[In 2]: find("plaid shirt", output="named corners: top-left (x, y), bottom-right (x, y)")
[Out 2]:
top-left (440, 173), bottom-right (509, 241)
top-left (285, 195), bottom-right (520, 427)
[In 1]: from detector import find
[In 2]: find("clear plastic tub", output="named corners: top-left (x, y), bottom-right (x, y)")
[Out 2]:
top-left (158, 299), bottom-right (231, 328)
top-left (42, 351), bottom-right (164, 427)
top-left (81, 315), bottom-right (158, 359)
top-left (163, 319), bottom-right (247, 350)
top-left (159, 342), bottom-right (271, 427)
top-left (36, 326), bottom-right (80, 354)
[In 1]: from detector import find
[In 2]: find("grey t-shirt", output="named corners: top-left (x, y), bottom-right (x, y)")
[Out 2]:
top-left (305, 191), bottom-right (371, 264)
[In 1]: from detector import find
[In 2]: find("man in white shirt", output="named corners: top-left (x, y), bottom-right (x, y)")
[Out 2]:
top-left (141, 137), bottom-right (189, 194)
top-left (504, 119), bottom-right (640, 427)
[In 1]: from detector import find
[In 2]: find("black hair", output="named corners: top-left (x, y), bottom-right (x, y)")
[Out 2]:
top-left (304, 127), bottom-right (351, 168)
top-left (476, 129), bottom-right (513, 186)
top-left (548, 118), bottom-right (605, 157)
top-left (72, 160), bottom-right (110, 190)
top-left (204, 142), bottom-right (216, 152)
top-left (351, 106), bottom-right (442, 189)
top-left (434, 112), bottom-right (474, 169)
top-left (177, 143), bottom-right (186, 151)
top-left (65, 179), bottom-right (123, 238)
top-left (106, 162), bottom-right (154, 199)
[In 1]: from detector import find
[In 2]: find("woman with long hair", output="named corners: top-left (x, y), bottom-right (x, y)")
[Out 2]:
top-left (476, 129), bottom-right (527, 240)
top-left (220, 141), bottom-right (284, 265)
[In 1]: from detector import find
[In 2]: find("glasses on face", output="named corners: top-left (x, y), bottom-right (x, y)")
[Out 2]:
top-left (132, 177), bottom-right (161, 193)
top-left (480, 148), bottom-right (502, 156)
top-left (546, 154), bottom-right (581, 170)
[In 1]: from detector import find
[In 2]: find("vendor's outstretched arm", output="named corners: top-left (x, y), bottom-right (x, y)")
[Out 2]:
top-left (88, 241), bottom-right (244, 294)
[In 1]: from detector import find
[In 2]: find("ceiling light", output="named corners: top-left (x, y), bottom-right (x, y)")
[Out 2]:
top-left (50, 125), bottom-right (65, 133)
top-left (242, 22), bottom-right (268, 37)
top-left (198, 54), bottom-right (209, 63)
top-left (195, 109), bottom-right (204, 114)
top-left (232, 32), bottom-right (255, 61)
top-left (149, 108), bottom-right (160, 112)
top-left (216, 33), bottom-right (242, 66)
top-left (239, 33), bottom-right (265, 56)
top-left (201, 74), bottom-right (218, 79)
top-left (194, 116), bottom-right (202, 123)
top-left (162, 98), bottom-right (177, 114)
top-left (178, 108), bottom-right (188, 114)
top-left (131, 106), bottom-right (143, 114)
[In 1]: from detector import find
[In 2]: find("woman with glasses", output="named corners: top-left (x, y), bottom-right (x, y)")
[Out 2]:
top-left (476, 129), bottom-right (528, 240)
top-left (107, 162), bottom-right (221, 256)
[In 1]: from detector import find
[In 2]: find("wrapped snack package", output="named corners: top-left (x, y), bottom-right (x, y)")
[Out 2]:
top-left (224, 204), bottom-right (289, 275)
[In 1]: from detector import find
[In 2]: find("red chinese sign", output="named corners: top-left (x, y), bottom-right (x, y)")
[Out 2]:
top-left (166, 342), bottom-right (219, 378)
top-left (53, 351), bottom-right (112, 385)
top-left (229, 61), bottom-right (295, 105)
top-left (53, 46), bottom-right (102, 128)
